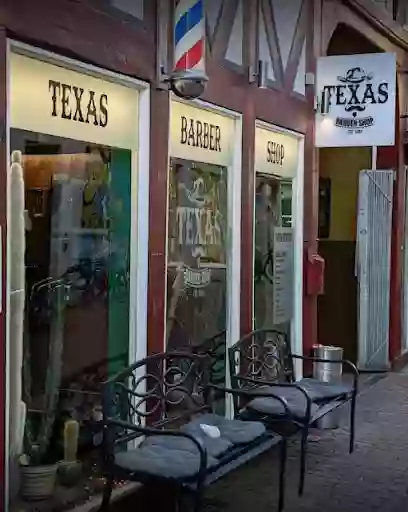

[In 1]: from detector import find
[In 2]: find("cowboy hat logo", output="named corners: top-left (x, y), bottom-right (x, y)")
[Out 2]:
top-left (337, 67), bottom-right (374, 84)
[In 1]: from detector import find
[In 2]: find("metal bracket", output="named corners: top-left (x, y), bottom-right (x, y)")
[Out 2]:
top-left (156, 0), bottom-right (171, 90)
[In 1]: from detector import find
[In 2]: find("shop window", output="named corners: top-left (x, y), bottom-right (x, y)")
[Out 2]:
top-left (166, 158), bottom-right (228, 411)
top-left (11, 129), bottom-right (132, 507)
top-left (254, 175), bottom-right (293, 333)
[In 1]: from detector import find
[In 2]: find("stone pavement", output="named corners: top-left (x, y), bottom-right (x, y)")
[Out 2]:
top-left (200, 373), bottom-right (408, 512)
top-left (116, 373), bottom-right (408, 511)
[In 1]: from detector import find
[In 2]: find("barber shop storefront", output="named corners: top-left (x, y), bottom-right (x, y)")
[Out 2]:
top-left (6, 42), bottom-right (150, 505)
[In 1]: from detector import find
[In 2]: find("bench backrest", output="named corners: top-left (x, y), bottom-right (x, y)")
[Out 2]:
top-left (102, 351), bottom-right (212, 444)
top-left (228, 329), bottom-right (294, 390)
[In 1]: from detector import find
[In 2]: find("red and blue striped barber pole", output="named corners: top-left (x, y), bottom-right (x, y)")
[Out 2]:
top-left (174, 0), bottom-right (206, 75)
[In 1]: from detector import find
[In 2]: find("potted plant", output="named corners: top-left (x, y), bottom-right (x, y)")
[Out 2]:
top-left (20, 278), bottom-right (66, 501)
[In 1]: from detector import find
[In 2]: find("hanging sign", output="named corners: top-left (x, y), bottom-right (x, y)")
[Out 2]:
top-left (315, 53), bottom-right (396, 148)
top-left (272, 227), bottom-right (293, 325)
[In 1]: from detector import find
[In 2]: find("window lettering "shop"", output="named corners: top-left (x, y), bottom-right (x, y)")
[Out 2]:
top-left (267, 141), bottom-right (285, 166)
top-left (49, 80), bottom-right (108, 127)
top-left (180, 115), bottom-right (221, 152)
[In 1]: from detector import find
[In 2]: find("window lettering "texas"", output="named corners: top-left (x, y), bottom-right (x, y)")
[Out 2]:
top-left (49, 80), bottom-right (108, 127)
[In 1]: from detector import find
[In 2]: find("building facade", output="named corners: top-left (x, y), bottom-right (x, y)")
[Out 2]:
top-left (0, 0), bottom-right (408, 509)
top-left (314, 0), bottom-right (408, 371)
top-left (0, 0), bottom-right (313, 508)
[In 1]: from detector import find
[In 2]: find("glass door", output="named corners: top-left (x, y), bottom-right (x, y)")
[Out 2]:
top-left (254, 174), bottom-right (293, 332)
top-left (166, 158), bottom-right (228, 411)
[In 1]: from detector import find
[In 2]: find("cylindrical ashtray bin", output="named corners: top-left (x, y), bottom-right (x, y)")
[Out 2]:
top-left (313, 345), bottom-right (344, 429)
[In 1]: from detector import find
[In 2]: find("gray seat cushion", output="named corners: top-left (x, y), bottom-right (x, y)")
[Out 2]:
top-left (115, 435), bottom-right (218, 481)
top-left (246, 385), bottom-right (319, 420)
top-left (297, 378), bottom-right (352, 401)
top-left (184, 413), bottom-right (266, 445)
top-left (181, 419), bottom-right (233, 458)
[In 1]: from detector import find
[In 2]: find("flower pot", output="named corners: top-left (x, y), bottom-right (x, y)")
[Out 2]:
top-left (58, 460), bottom-right (82, 487)
top-left (20, 463), bottom-right (57, 501)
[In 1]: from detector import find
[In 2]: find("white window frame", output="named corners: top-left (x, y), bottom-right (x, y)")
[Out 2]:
top-left (165, 96), bottom-right (242, 418)
top-left (4, 40), bottom-right (150, 507)
top-left (253, 120), bottom-right (304, 380)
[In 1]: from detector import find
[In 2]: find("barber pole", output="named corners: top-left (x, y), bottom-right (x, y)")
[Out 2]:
top-left (173, 0), bottom-right (206, 75)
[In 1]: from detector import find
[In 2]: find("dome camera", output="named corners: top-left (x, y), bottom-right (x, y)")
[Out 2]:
top-left (169, 70), bottom-right (208, 100)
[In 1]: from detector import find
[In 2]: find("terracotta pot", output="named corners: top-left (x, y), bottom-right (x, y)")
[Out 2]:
top-left (20, 463), bottom-right (57, 501)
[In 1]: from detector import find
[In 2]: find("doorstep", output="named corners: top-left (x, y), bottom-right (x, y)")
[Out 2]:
top-left (71, 482), bottom-right (141, 512)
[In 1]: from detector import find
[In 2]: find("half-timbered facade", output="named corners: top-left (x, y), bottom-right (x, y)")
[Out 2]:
top-left (1, 0), bottom-right (408, 509)
top-left (0, 1), bottom-right (313, 508)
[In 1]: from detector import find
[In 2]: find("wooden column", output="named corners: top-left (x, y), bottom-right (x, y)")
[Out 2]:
top-left (0, 26), bottom-right (7, 508)
top-left (146, 87), bottom-right (170, 355)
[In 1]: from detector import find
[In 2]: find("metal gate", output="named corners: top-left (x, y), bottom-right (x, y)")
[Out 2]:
top-left (356, 170), bottom-right (394, 370)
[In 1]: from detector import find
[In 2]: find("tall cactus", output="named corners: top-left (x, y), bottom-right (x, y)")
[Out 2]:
top-left (9, 150), bottom-right (26, 458)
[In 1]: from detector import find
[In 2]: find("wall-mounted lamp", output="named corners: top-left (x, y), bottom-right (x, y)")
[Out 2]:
top-left (248, 60), bottom-right (270, 88)
top-left (315, 89), bottom-right (331, 116)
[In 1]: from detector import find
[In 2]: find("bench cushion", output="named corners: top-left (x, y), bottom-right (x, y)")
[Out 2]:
top-left (184, 413), bottom-right (266, 445)
top-left (297, 378), bottom-right (352, 401)
top-left (246, 385), bottom-right (319, 420)
top-left (115, 435), bottom-right (218, 481)
top-left (181, 419), bottom-right (233, 458)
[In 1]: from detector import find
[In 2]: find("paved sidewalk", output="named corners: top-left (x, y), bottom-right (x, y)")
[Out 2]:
top-left (201, 373), bottom-right (408, 512)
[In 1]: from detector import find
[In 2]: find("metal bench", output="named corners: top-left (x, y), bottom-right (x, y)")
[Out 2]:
top-left (228, 329), bottom-right (359, 496)
top-left (98, 351), bottom-right (288, 511)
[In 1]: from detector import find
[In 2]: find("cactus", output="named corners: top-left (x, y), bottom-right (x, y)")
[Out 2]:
top-left (9, 150), bottom-right (25, 458)
top-left (23, 279), bottom-right (65, 465)
top-left (63, 419), bottom-right (79, 463)
top-left (10, 150), bottom-right (66, 466)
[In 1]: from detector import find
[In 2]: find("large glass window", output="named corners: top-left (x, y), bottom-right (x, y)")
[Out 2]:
top-left (254, 175), bottom-right (293, 332)
top-left (166, 158), bottom-right (228, 407)
top-left (11, 128), bottom-right (132, 505)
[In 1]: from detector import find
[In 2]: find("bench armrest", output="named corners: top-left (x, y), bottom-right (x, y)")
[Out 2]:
top-left (291, 354), bottom-right (358, 375)
top-left (290, 354), bottom-right (359, 391)
top-left (103, 418), bottom-right (208, 470)
top-left (206, 383), bottom-right (295, 421)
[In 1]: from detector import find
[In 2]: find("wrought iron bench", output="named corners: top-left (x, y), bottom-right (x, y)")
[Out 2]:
top-left (228, 329), bottom-right (359, 496)
top-left (99, 351), bottom-right (288, 511)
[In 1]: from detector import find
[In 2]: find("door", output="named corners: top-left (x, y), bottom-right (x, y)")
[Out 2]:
top-left (253, 174), bottom-right (293, 332)
top-left (356, 170), bottom-right (394, 370)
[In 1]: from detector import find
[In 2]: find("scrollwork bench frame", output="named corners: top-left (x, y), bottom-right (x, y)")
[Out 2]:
top-left (98, 351), bottom-right (288, 512)
top-left (228, 329), bottom-right (359, 497)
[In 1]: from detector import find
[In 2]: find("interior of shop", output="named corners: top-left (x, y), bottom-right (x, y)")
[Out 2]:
top-left (10, 128), bottom-right (132, 475)
top-left (317, 147), bottom-right (371, 362)
top-left (253, 174), bottom-right (292, 334)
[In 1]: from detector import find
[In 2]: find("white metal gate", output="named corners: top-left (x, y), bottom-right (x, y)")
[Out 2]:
top-left (356, 170), bottom-right (394, 370)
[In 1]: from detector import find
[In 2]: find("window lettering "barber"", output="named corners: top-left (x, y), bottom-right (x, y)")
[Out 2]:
top-left (49, 80), bottom-right (108, 127)
top-left (180, 115), bottom-right (221, 152)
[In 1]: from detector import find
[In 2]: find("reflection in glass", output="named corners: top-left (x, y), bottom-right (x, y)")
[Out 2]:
top-left (254, 175), bottom-right (293, 332)
top-left (10, 129), bottom-right (132, 504)
top-left (166, 158), bottom-right (228, 409)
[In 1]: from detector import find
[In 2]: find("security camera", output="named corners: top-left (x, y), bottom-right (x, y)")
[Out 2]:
top-left (168, 70), bottom-right (208, 100)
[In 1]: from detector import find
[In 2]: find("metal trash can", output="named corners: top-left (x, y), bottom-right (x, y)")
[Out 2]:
top-left (312, 344), bottom-right (344, 429)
